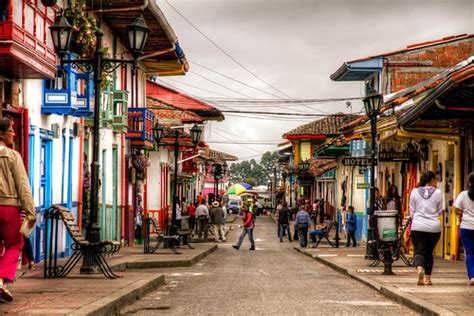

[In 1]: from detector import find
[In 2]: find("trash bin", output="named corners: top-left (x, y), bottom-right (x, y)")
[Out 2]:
top-left (374, 210), bottom-right (398, 242)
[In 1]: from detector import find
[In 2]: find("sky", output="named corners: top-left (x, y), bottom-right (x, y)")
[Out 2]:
top-left (155, 0), bottom-right (473, 162)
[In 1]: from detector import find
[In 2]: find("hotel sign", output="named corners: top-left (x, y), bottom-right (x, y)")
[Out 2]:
top-left (342, 157), bottom-right (377, 167)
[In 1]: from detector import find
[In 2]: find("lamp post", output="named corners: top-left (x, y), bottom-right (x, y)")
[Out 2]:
top-left (363, 92), bottom-right (383, 260)
top-left (153, 122), bottom-right (202, 235)
top-left (298, 160), bottom-right (310, 200)
top-left (50, 13), bottom-right (150, 273)
top-left (212, 163), bottom-right (224, 203)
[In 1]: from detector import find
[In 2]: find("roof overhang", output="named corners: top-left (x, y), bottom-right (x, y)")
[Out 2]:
top-left (284, 135), bottom-right (326, 141)
top-left (397, 64), bottom-right (474, 128)
top-left (330, 57), bottom-right (384, 81)
top-left (86, 0), bottom-right (188, 76)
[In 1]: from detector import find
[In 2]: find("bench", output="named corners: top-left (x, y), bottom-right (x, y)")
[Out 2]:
top-left (311, 221), bottom-right (337, 248)
top-left (144, 217), bottom-right (181, 254)
top-left (44, 205), bottom-right (121, 279)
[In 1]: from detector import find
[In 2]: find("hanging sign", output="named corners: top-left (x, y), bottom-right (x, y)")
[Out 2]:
top-left (357, 183), bottom-right (370, 189)
top-left (342, 157), bottom-right (377, 166)
top-left (379, 149), bottom-right (418, 162)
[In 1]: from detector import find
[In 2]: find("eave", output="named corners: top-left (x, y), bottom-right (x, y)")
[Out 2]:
top-left (86, 0), bottom-right (188, 76)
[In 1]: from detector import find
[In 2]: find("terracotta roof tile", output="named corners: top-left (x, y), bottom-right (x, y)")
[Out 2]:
top-left (283, 114), bottom-right (360, 138)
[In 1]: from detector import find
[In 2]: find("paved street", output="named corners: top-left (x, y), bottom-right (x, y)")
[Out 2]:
top-left (119, 217), bottom-right (416, 315)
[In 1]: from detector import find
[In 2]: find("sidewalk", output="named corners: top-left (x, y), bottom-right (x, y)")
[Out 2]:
top-left (295, 243), bottom-right (473, 315)
top-left (1, 243), bottom-right (217, 315)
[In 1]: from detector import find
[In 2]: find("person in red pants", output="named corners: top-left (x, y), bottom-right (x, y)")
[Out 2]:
top-left (0, 117), bottom-right (36, 302)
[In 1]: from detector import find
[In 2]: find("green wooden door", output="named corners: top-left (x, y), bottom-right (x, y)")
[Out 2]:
top-left (112, 146), bottom-right (119, 241)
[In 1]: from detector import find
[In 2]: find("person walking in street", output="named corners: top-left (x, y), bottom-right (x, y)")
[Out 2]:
top-left (278, 201), bottom-right (292, 242)
top-left (295, 206), bottom-right (311, 247)
top-left (0, 117), bottom-right (36, 302)
top-left (187, 202), bottom-right (196, 232)
top-left (345, 206), bottom-right (357, 247)
top-left (409, 170), bottom-right (443, 286)
top-left (210, 201), bottom-right (226, 242)
top-left (454, 172), bottom-right (474, 286)
top-left (232, 204), bottom-right (255, 250)
top-left (196, 199), bottom-right (210, 239)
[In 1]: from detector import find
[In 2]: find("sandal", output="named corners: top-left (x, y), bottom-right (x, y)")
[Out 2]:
top-left (467, 279), bottom-right (474, 286)
top-left (417, 267), bottom-right (425, 286)
top-left (424, 280), bottom-right (433, 286)
top-left (0, 285), bottom-right (13, 302)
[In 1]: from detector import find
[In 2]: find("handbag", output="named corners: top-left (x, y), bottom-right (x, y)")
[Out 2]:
top-left (19, 218), bottom-right (34, 238)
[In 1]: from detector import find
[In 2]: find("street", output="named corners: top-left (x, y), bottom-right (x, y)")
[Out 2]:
top-left (119, 217), bottom-right (416, 315)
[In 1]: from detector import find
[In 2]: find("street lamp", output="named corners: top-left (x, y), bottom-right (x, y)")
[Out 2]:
top-left (212, 163), bottom-right (223, 203)
top-left (153, 122), bottom-right (202, 235)
top-left (50, 13), bottom-right (150, 273)
top-left (363, 92), bottom-right (383, 261)
top-left (288, 166), bottom-right (294, 207)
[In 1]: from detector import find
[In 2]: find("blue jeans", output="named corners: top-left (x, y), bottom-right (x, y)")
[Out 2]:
top-left (460, 228), bottom-right (474, 279)
top-left (310, 230), bottom-right (325, 243)
top-left (235, 227), bottom-right (255, 248)
top-left (279, 224), bottom-right (291, 241)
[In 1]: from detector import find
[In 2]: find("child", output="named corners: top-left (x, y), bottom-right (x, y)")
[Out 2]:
top-left (345, 206), bottom-right (357, 247)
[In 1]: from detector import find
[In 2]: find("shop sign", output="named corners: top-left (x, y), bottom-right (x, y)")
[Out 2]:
top-left (342, 157), bottom-right (376, 166)
top-left (357, 183), bottom-right (370, 189)
top-left (379, 149), bottom-right (418, 162)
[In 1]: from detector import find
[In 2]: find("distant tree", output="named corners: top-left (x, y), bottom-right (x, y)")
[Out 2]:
top-left (227, 151), bottom-right (279, 186)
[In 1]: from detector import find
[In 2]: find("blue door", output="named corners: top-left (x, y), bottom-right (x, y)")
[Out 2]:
top-left (35, 135), bottom-right (52, 262)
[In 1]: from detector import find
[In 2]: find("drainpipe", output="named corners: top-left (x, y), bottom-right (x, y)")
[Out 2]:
top-left (77, 118), bottom-right (84, 231)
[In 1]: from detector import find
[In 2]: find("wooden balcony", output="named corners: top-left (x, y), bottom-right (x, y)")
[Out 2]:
top-left (42, 63), bottom-right (78, 116)
top-left (112, 90), bottom-right (128, 133)
top-left (0, 0), bottom-right (57, 79)
top-left (84, 90), bottom-right (113, 128)
top-left (75, 73), bottom-right (94, 117)
top-left (126, 108), bottom-right (155, 148)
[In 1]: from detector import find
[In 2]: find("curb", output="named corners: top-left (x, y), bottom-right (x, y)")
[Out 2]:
top-left (67, 274), bottom-right (165, 316)
top-left (294, 247), bottom-right (456, 316)
top-left (113, 245), bottom-right (218, 270)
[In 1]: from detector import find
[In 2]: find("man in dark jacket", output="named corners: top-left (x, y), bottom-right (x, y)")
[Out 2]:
top-left (210, 200), bottom-right (226, 242)
top-left (278, 201), bottom-right (292, 242)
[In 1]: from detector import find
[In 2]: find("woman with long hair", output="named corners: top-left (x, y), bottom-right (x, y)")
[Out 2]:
top-left (454, 172), bottom-right (474, 286)
top-left (409, 170), bottom-right (443, 286)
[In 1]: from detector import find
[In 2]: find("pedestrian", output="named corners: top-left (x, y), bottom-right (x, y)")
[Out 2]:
top-left (175, 197), bottom-right (182, 231)
top-left (386, 184), bottom-right (402, 217)
top-left (278, 201), bottom-right (292, 242)
top-left (374, 187), bottom-right (385, 211)
top-left (345, 206), bottom-right (357, 247)
top-left (210, 201), bottom-right (226, 242)
top-left (187, 201), bottom-right (196, 231)
top-left (318, 198), bottom-right (325, 224)
top-left (454, 172), bottom-right (474, 286)
top-left (196, 199), bottom-right (210, 239)
top-left (409, 170), bottom-right (443, 286)
top-left (295, 205), bottom-right (310, 247)
top-left (232, 204), bottom-right (255, 250)
top-left (0, 117), bottom-right (36, 302)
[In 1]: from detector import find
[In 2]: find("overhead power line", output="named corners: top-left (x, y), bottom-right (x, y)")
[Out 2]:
top-left (189, 59), bottom-right (283, 99)
top-left (159, 78), bottom-right (234, 98)
top-left (190, 71), bottom-right (254, 99)
top-left (219, 110), bottom-right (355, 117)
top-left (164, 0), bottom-right (292, 99)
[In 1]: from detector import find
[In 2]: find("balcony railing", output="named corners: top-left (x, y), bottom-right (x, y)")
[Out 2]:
top-left (0, 0), bottom-right (56, 79)
top-left (126, 108), bottom-right (155, 147)
top-left (112, 90), bottom-right (129, 133)
top-left (75, 73), bottom-right (94, 117)
top-left (42, 63), bottom-right (78, 116)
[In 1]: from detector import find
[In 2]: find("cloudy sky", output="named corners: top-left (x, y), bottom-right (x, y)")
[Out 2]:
top-left (156, 0), bottom-right (473, 161)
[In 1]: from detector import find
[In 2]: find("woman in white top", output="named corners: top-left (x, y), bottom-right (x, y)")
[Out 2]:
top-left (454, 172), bottom-right (474, 286)
top-left (409, 170), bottom-right (443, 286)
